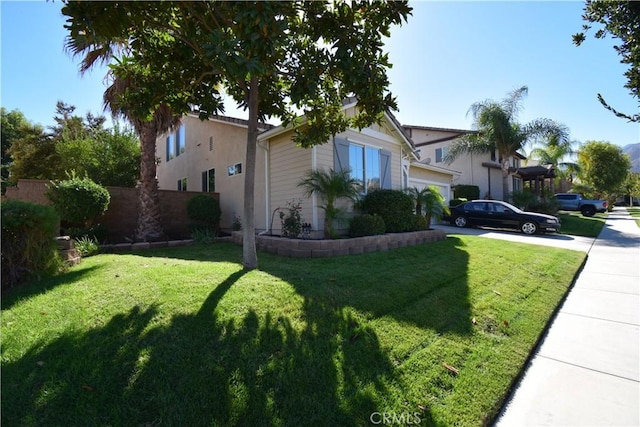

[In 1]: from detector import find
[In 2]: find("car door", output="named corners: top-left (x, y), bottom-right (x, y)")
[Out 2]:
top-left (466, 202), bottom-right (490, 226)
top-left (489, 202), bottom-right (519, 229)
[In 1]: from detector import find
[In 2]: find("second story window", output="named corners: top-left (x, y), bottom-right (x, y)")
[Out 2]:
top-left (176, 125), bottom-right (186, 155)
top-left (435, 146), bottom-right (449, 163)
top-left (166, 133), bottom-right (175, 161)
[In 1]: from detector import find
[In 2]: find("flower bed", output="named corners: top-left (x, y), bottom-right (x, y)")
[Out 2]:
top-left (232, 229), bottom-right (446, 258)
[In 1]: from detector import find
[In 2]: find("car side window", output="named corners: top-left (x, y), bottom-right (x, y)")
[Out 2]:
top-left (471, 202), bottom-right (486, 211)
top-left (493, 204), bottom-right (509, 213)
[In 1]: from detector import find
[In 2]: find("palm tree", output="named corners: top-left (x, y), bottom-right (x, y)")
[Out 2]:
top-left (65, 25), bottom-right (180, 241)
top-left (104, 74), bottom-right (180, 240)
top-left (405, 186), bottom-right (449, 228)
top-left (528, 134), bottom-right (581, 193)
top-left (298, 168), bottom-right (361, 239)
top-left (446, 86), bottom-right (569, 201)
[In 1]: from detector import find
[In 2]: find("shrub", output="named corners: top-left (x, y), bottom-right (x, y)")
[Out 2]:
top-left (187, 194), bottom-right (221, 232)
top-left (348, 214), bottom-right (386, 237)
top-left (412, 214), bottom-right (428, 231)
top-left (279, 199), bottom-right (303, 238)
top-left (454, 185), bottom-right (480, 201)
top-left (1, 200), bottom-right (62, 290)
top-left (47, 177), bottom-right (110, 227)
top-left (74, 236), bottom-right (100, 257)
top-left (65, 223), bottom-right (108, 242)
top-left (361, 189), bottom-right (415, 233)
top-left (449, 198), bottom-right (467, 207)
top-left (511, 190), bottom-right (559, 215)
top-left (190, 227), bottom-right (216, 244)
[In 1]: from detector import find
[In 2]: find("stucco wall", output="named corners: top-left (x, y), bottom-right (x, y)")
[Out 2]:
top-left (155, 115), bottom-right (267, 230)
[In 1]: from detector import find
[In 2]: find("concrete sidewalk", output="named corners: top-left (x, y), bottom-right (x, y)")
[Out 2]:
top-left (494, 207), bottom-right (640, 426)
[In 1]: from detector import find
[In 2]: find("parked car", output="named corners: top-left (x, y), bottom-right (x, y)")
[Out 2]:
top-left (554, 193), bottom-right (607, 217)
top-left (450, 200), bottom-right (561, 235)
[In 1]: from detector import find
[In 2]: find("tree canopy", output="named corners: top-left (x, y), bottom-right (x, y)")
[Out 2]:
top-left (573, 1), bottom-right (640, 122)
top-left (6, 102), bottom-right (141, 187)
top-left (62, 1), bottom-right (412, 268)
top-left (446, 86), bottom-right (569, 201)
top-left (578, 140), bottom-right (631, 196)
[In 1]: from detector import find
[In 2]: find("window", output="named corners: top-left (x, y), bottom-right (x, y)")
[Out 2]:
top-left (348, 144), bottom-right (382, 193)
top-left (335, 138), bottom-right (391, 190)
top-left (166, 134), bottom-right (176, 161)
top-left (209, 136), bottom-right (214, 151)
top-left (228, 163), bottom-right (242, 176)
top-left (435, 146), bottom-right (449, 163)
top-left (176, 125), bottom-right (186, 155)
top-left (177, 177), bottom-right (187, 191)
top-left (202, 168), bottom-right (215, 192)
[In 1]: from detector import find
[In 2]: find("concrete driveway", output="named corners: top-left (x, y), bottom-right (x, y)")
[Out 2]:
top-left (431, 223), bottom-right (597, 253)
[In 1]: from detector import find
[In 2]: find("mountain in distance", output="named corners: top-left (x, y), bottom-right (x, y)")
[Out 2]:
top-left (623, 143), bottom-right (640, 173)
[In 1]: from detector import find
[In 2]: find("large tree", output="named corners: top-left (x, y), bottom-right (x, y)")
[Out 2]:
top-left (6, 102), bottom-right (141, 188)
top-left (578, 140), bottom-right (631, 196)
top-left (1, 108), bottom-right (37, 193)
top-left (62, 1), bottom-right (412, 268)
top-left (528, 133), bottom-right (581, 192)
top-left (573, 1), bottom-right (640, 122)
top-left (445, 86), bottom-right (569, 201)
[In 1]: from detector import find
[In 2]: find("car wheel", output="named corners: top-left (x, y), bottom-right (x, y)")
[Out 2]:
top-left (520, 221), bottom-right (538, 235)
top-left (581, 206), bottom-right (596, 217)
top-left (453, 215), bottom-right (468, 228)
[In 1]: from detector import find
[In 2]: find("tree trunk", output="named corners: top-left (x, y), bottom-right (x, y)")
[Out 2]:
top-left (135, 124), bottom-right (164, 242)
top-left (242, 77), bottom-right (259, 269)
top-left (501, 157), bottom-right (511, 202)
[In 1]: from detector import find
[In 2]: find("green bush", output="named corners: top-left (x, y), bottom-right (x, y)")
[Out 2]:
top-left (511, 190), bottom-right (559, 215)
top-left (454, 185), bottom-right (480, 201)
top-left (412, 214), bottom-right (428, 231)
top-left (361, 189), bottom-right (415, 233)
top-left (187, 194), bottom-right (221, 232)
top-left (65, 223), bottom-right (108, 242)
top-left (348, 214), bottom-right (386, 237)
top-left (74, 236), bottom-right (100, 257)
top-left (449, 198), bottom-right (467, 207)
top-left (47, 177), bottom-right (110, 226)
top-left (1, 200), bottom-right (62, 290)
top-left (279, 199), bottom-right (303, 238)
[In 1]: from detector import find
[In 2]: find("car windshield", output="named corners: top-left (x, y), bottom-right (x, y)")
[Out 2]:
top-left (497, 201), bottom-right (523, 214)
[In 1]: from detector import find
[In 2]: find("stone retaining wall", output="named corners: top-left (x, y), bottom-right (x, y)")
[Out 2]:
top-left (232, 229), bottom-right (446, 258)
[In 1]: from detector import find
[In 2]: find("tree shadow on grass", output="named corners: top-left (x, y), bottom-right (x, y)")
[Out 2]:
top-left (3, 239), bottom-right (470, 426)
top-left (1, 264), bottom-right (105, 311)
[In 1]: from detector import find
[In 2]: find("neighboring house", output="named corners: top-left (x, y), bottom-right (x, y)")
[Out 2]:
top-left (156, 101), bottom-right (459, 237)
top-left (155, 114), bottom-right (274, 231)
top-left (404, 124), bottom-right (525, 200)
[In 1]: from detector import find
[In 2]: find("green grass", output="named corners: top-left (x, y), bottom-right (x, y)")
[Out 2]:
top-left (627, 206), bottom-right (640, 227)
top-left (557, 211), bottom-right (607, 237)
top-left (1, 238), bottom-right (585, 426)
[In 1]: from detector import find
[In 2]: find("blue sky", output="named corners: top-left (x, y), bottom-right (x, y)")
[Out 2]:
top-left (2, 1), bottom-right (638, 150)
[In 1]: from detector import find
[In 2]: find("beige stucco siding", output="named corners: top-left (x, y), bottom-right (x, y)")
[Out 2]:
top-left (408, 165), bottom-right (454, 202)
top-left (155, 115), bottom-right (267, 230)
top-left (267, 132), bottom-right (315, 234)
top-left (410, 126), bottom-right (519, 200)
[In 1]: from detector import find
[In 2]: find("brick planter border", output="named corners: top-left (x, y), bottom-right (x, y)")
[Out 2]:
top-left (232, 229), bottom-right (446, 258)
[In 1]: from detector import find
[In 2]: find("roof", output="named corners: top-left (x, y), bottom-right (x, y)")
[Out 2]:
top-left (403, 124), bottom-right (476, 134)
top-left (187, 112), bottom-right (275, 131)
top-left (257, 99), bottom-right (418, 158)
top-left (410, 161), bottom-right (461, 177)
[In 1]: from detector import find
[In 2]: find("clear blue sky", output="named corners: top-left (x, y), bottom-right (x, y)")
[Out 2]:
top-left (2, 1), bottom-right (638, 149)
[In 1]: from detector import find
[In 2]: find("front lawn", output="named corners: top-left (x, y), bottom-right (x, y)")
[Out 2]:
top-left (627, 206), bottom-right (640, 227)
top-left (1, 238), bottom-right (585, 426)
top-left (557, 211), bottom-right (606, 237)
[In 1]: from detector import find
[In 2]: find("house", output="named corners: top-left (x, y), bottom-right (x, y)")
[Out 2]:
top-left (155, 101), bottom-right (459, 237)
top-left (404, 124), bottom-right (524, 200)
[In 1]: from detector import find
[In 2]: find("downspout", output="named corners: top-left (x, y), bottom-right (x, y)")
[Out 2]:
top-left (258, 138), bottom-right (271, 235)
top-left (312, 146), bottom-right (318, 231)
